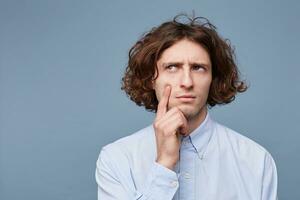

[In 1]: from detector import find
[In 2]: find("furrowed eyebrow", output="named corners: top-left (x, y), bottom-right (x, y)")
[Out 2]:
top-left (161, 62), bottom-right (182, 67)
top-left (190, 62), bottom-right (210, 68)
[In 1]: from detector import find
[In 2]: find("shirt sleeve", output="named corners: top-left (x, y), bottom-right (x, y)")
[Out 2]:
top-left (95, 147), bottom-right (179, 200)
top-left (261, 152), bottom-right (278, 200)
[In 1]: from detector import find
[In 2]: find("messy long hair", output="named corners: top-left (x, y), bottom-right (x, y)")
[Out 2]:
top-left (121, 14), bottom-right (248, 112)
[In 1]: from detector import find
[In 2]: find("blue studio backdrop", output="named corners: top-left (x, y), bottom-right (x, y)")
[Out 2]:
top-left (1, 0), bottom-right (299, 199)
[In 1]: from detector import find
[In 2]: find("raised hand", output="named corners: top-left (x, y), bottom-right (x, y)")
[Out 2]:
top-left (153, 85), bottom-right (189, 170)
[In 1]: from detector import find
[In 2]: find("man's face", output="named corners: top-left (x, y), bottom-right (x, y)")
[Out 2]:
top-left (153, 39), bottom-right (212, 120)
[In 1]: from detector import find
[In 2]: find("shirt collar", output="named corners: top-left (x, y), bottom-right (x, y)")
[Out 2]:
top-left (180, 110), bottom-right (214, 155)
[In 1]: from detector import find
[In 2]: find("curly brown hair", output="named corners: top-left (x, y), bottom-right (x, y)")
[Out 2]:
top-left (121, 14), bottom-right (248, 112)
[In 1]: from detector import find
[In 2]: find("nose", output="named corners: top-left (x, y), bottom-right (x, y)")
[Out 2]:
top-left (180, 70), bottom-right (193, 89)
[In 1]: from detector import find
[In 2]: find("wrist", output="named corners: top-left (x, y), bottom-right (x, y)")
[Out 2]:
top-left (156, 158), bottom-right (176, 170)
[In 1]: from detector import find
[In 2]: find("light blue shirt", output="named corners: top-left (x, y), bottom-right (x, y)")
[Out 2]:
top-left (95, 111), bottom-right (278, 199)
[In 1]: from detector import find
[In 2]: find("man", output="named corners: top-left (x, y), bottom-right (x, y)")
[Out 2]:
top-left (95, 15), bottom-right (278, 200)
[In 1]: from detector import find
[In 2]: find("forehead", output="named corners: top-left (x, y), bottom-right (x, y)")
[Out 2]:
top-left (157, 39), bottom-right (211, 67)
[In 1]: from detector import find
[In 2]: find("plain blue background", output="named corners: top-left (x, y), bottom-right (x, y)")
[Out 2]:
top-left (1, 0), bottom-right (299, 199)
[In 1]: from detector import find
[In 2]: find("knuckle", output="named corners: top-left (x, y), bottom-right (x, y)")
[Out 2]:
top-left (178, 112), bottom-right (186, 122)
top-left (153, 121), bottom-right (160, 129)
top-left (169, 107), bottom-right (179, 115)
top-left (155, 122), bottom-right (160, 129)
top-left (179, 114), bottom-right (185, 122)
top-left (178, 119), bottom-right (184, 126)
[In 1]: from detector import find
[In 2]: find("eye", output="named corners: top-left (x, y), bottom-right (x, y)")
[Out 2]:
top-left (192, 65), bottom-right (206, 71)
top-left (165, 65), bottom-right (177, 71)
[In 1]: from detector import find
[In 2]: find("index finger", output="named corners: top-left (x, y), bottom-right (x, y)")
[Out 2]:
top-left (156, 85), bottom-right (171, 120)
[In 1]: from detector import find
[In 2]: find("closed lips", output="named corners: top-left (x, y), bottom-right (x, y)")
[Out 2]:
top-left (176, 95), bottom-right (195, 98)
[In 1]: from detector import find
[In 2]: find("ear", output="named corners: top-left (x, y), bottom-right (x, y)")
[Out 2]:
top-left (152, 65), bottom-right (158, 90)
top-left (151, 79), bottom-right (155, 90)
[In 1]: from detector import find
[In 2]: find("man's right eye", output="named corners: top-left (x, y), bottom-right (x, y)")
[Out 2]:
top-left (165, 65), bottom-right (177, 71)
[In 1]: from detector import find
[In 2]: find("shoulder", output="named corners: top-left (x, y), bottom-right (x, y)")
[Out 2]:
top-left (96, 125), bottom-right (155, 193)
top-left (215, 122), bottom-right (269, 152)
top-left (98, 124), bottom-right (155, 167)
top-left (102, 124), bottom-right (154, 153)
top-left (213, 121), bottom-right (276, 168)
top-left (96, 124), bottom-right (156, 186)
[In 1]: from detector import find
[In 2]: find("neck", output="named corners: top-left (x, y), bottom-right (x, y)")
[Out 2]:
top-left (186, 106), bottom-right (207, 135)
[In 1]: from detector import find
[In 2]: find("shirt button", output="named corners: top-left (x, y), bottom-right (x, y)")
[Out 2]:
top-left (184, 172), bottom-right (191, 179)
top-left (170, 180), bottom-right (178, 187)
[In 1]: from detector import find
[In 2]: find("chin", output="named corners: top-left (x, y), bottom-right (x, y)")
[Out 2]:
top-left (176, 104), bottom-right (203, 120)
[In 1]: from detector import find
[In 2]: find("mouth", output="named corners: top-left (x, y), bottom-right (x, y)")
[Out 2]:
top-left (176, 95), bottom-right (196, 102)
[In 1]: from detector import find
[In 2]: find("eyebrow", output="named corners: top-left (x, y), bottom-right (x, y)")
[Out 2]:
top-left (161, 62), bottom-right (210, 68)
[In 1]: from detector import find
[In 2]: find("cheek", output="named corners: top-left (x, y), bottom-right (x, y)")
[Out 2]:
top-left (204, 79), bottom-right (212, 90)
top-left (154, 75), bottom-right (177, 100)
top-left (202, 74), bottom-right (212, 87)
top-left (157, 75), bottom-right (178, 87)
top-left (196, 77), bottom-right (212, 93)
top-left (153, 80), bottom-right (165, 101)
